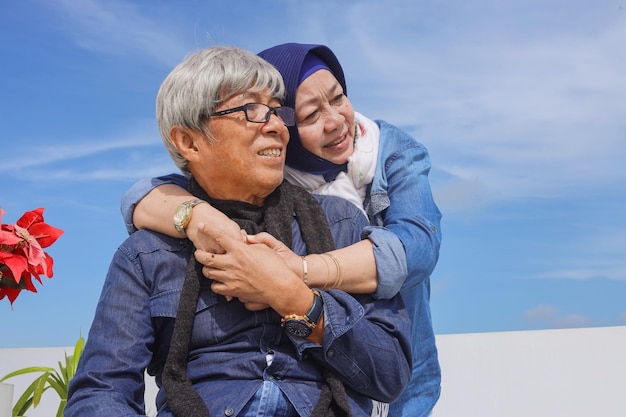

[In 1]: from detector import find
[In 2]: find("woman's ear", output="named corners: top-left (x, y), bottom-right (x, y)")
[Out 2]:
top-left (170, 126), bottom-right (202, 161)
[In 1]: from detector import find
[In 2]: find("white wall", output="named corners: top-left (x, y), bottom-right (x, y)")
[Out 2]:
top-left (1, 326), bottom-right (625, 417)
top-left (431, 326), bottom-right (626, 417)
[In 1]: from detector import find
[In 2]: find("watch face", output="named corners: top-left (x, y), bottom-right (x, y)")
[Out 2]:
top-left (283, 320), bottom-right (313, 337)
top-left (173, 205), bottom-right (190, 226)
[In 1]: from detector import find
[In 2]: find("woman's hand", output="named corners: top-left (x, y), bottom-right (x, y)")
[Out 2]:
top-left (245, 232), bottom-right (302, 277)
top-left (194, 226), bottom-right (305, 313)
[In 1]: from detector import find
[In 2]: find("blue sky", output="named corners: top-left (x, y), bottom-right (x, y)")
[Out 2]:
top-left (1, 0), bottom-right (625, 348)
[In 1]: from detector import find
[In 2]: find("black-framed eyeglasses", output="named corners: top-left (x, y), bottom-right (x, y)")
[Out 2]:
top-left (208, 102), bottom-right (295, 126)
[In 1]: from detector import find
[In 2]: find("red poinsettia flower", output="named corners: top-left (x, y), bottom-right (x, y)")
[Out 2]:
top-left (1, 207), bottom-right (63, 305)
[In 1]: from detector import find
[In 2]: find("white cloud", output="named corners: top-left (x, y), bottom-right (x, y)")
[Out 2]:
top-left (42, 0), bottom-right (189, 66)
top-left (523, 304), bottom-right (592, 328)
top-left (21, 0), bottom-right (626, 207)
top-left (534, 224), bottom-right (626, 282)
top-left (537, 268), bottom-right (626, 282)
top-left (335, 3), bottom-right (626, 207)
top-left (0, 120), bottom-right (161, 173)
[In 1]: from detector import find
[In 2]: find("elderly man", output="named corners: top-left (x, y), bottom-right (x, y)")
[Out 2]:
top-left (65, 46), bottom-right (411, 417)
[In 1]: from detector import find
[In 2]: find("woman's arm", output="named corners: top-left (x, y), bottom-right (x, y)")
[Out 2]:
top-left (372, 122), bottom-right (442, 290)
top-left (241, 232), bottom-right (377, 294)
top-left (135, 184), bottom-right (243, 252)
top-left (125, 178), bottom-right (379, 293)
top-left (122, 175), bottom-right (242, 252)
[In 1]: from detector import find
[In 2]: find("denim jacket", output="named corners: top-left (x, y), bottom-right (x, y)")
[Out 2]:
top-left (66, 195), bottom-right (412, 417)
top-left (365, 120), bottom-right (442, 417)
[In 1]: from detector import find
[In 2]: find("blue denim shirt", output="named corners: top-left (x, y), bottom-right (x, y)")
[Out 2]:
top-left (67, 195), bottom-right (412, 417)
top-left (365, 120), bottom-right (442, 417)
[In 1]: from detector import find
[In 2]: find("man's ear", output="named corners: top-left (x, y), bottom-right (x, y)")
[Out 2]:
top-left (170, 126), bottom-right (202, 161)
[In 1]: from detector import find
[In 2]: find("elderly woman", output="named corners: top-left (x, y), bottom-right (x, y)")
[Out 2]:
top-left (121, 43), bottom-right (441, 417)
top-left (66, 45), bottom-right (411, 417)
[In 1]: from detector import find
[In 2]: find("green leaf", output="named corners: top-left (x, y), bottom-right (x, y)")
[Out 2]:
top-left (46, 371), bottom-right (66, 398)
top-left (0, 335), bottom-right (85, 417)
top-left (0, 366), bottom-right (55, 382)
top-left (14, 395), bottom-right (33, 417)
top-left (32, 373), bottom-right (51, 407)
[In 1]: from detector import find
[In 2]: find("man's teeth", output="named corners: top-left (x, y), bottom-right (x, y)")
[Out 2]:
top-left (259, 149), bottom-right (281, 156)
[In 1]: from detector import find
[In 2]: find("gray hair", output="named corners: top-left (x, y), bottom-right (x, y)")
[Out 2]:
top-left (156, 45), bottom-right (286, 175)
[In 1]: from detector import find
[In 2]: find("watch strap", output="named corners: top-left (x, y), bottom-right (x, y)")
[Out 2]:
top-left (305, 289), bottom-right (324, 326)
top-left (281, 289), bottom-right (324, 334)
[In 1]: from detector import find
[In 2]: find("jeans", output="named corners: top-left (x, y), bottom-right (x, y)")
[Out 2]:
top-left (240, 380), bottom-right (298, 417)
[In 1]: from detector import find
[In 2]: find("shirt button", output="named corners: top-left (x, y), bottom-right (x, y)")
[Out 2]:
top-left (224, 408), bottom-right (234, 416)
top-left (431, 225), bottom-right (437, 233)
top-left (327, 349), bottom-right (335, 358)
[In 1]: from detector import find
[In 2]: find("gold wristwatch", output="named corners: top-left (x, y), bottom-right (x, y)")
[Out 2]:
top-left (173, 199), bottom-right (206, 237)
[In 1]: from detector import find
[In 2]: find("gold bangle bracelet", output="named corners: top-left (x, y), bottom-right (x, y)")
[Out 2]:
top-left (322, 253), bottom-right (343, 289)
top-left (329, 254), bottom-right (343, 288)
top-left (320, 254), bottom-right (331, 290)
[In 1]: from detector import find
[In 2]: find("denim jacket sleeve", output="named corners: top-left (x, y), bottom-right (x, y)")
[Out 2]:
top-left (295, 290), bottom-right (412, 403)
top-left (65, 240), bottom-right (158, 417)
top-left (361, 227), bottom-right (408, 300)
top-left (364, 121), bottom-right (442, 298)
top-left (120, 173), bottom-right (189, 235)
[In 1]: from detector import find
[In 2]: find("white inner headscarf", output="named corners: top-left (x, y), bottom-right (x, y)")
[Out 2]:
top-left (284, 112), bottom-right (380, 215)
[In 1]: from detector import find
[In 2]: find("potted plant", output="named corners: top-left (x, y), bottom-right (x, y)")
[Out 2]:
top-left (0, 336), bottom-right (84, 417)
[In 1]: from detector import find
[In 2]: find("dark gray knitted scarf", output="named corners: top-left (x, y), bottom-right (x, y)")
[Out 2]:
top-left (161, 178), bottom-right (353, 417)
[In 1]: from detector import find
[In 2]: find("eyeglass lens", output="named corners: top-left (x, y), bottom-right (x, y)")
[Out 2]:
top-left (245, 103), bottom-right (294, 126)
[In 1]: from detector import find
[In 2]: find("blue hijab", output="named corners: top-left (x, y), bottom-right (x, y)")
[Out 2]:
top-left (258, 43), bottom-right (348, 181)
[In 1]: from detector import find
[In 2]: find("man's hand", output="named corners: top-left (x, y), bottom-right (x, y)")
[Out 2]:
top-left (186, 205), bottom-right (244, 253)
